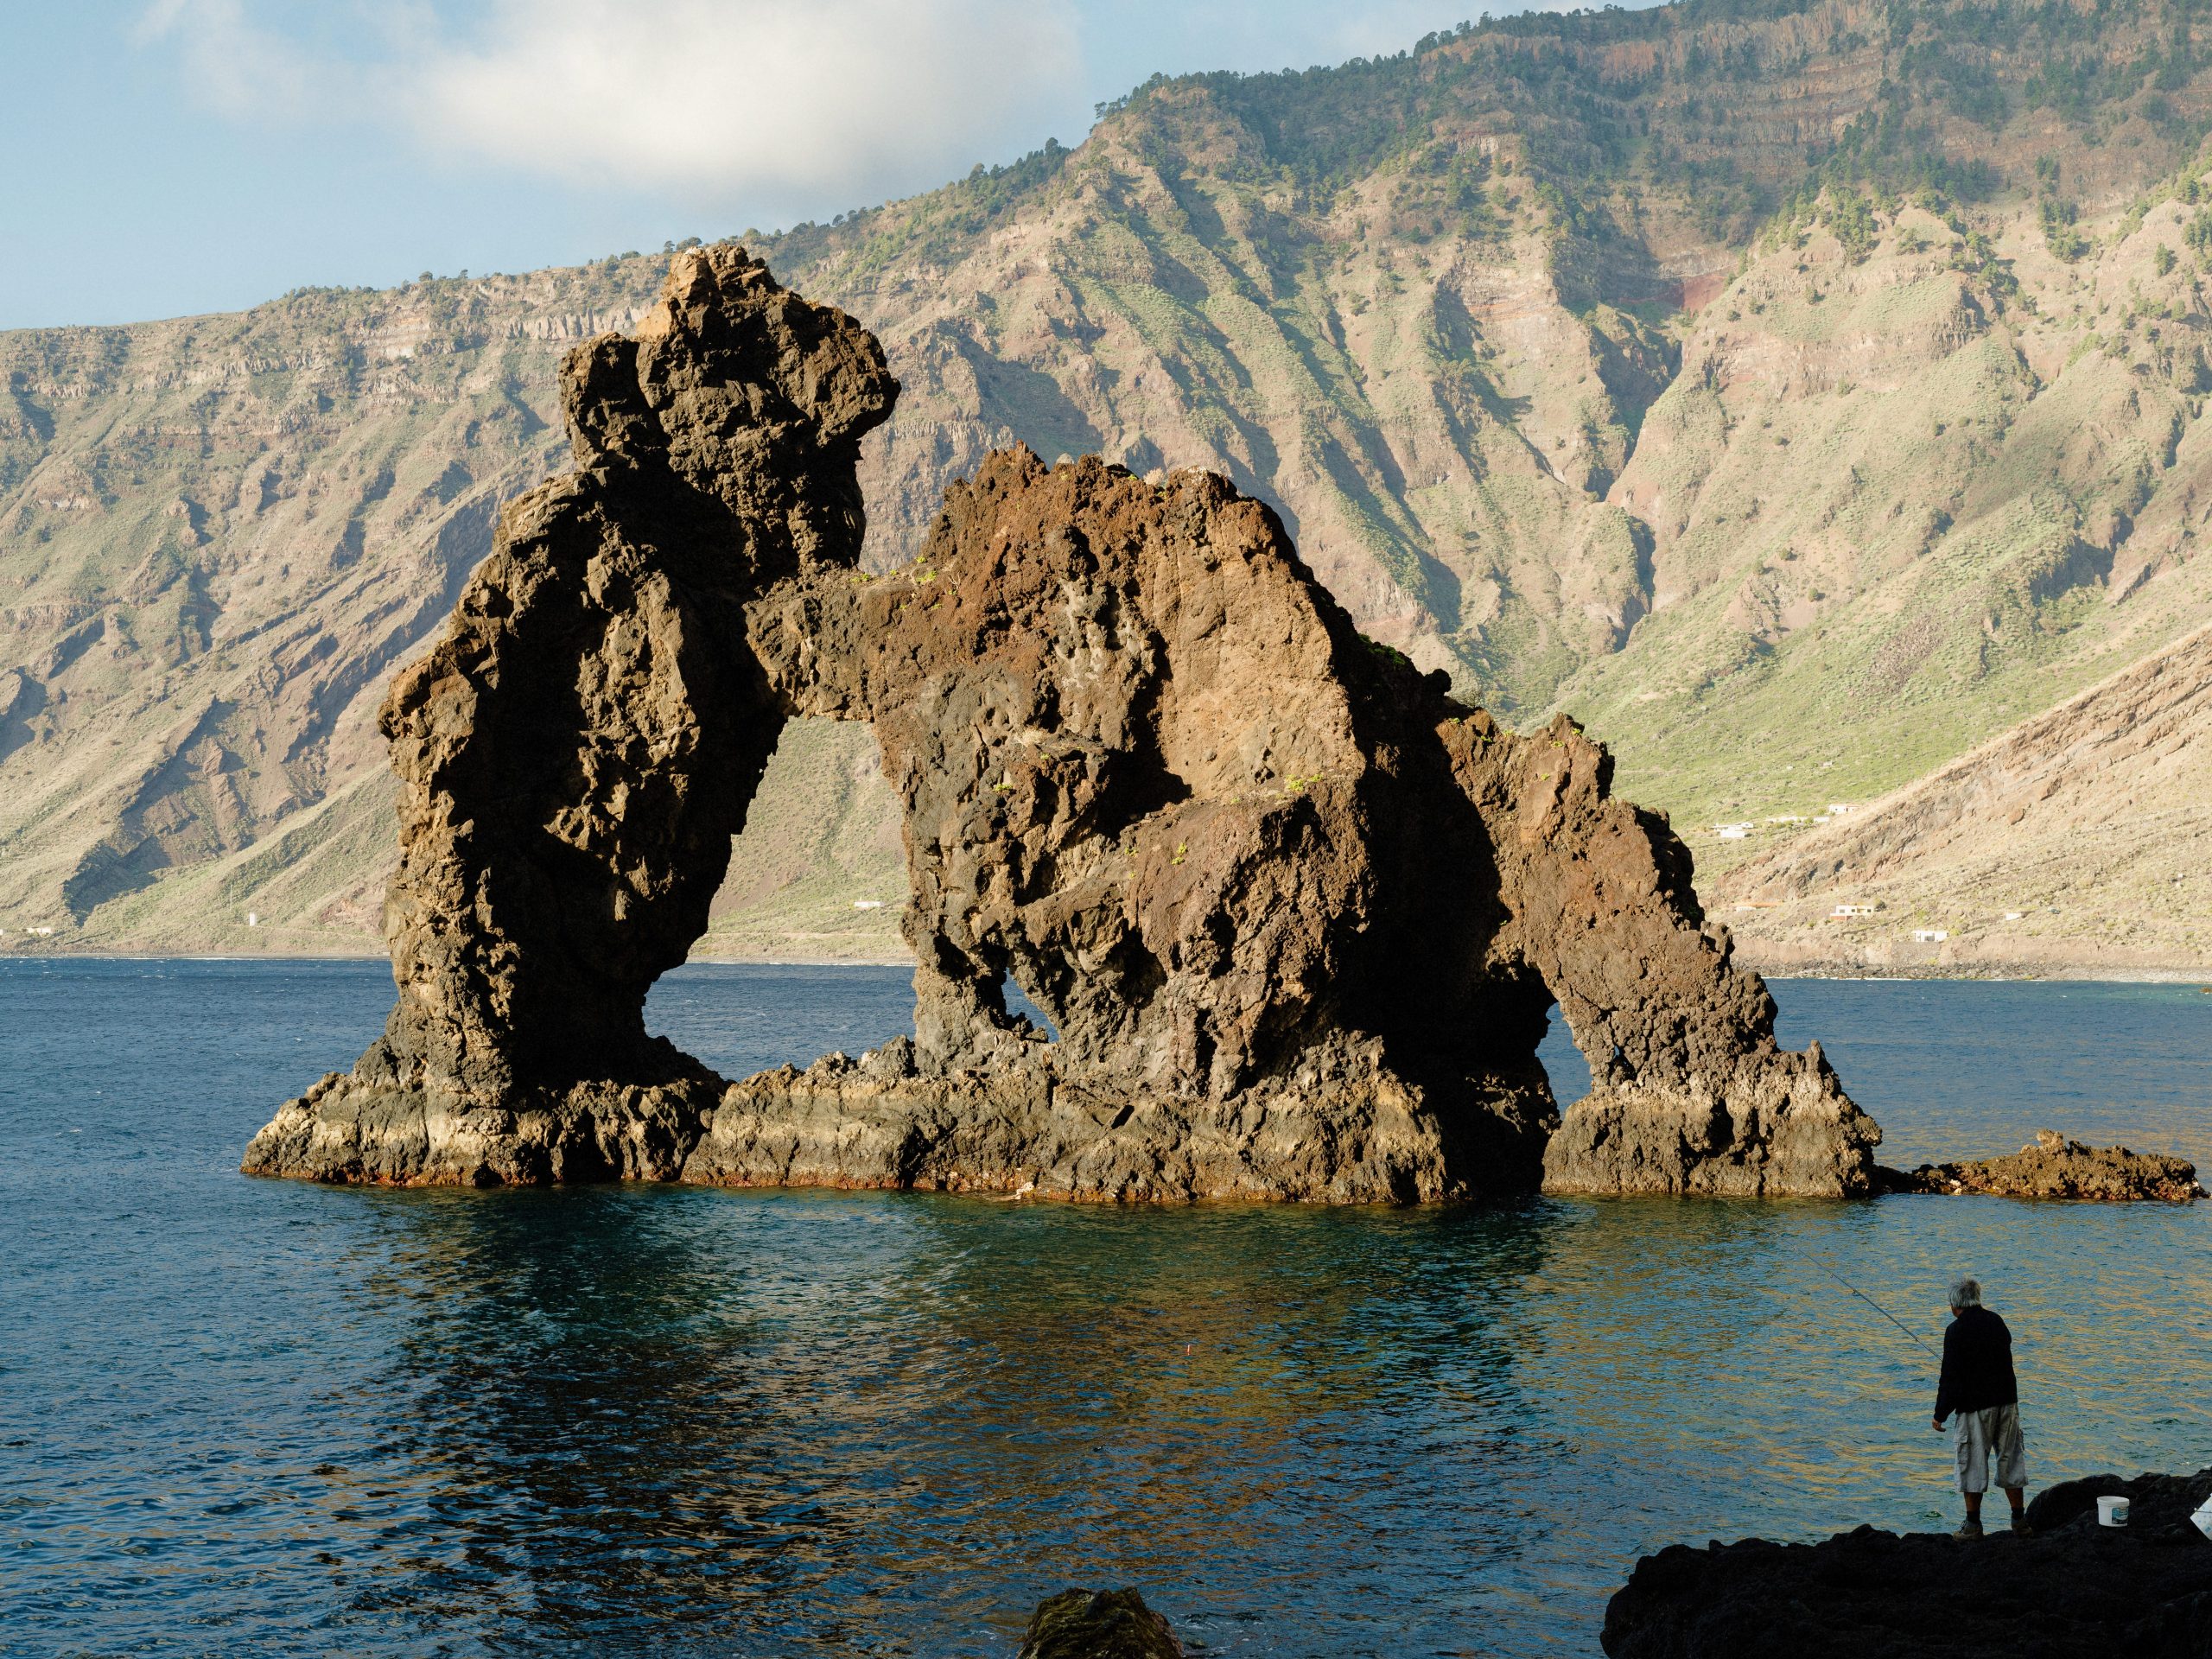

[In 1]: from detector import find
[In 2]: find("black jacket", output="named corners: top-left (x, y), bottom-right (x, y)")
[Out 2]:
top-left (1934, 1305), bottom-right (2019, 1422)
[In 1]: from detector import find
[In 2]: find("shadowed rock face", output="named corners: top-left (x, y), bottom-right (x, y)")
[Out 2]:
top-left (243, 248), bottom-right (895, 1183)
top-left (245, 247), bottom-right (1877, 1200)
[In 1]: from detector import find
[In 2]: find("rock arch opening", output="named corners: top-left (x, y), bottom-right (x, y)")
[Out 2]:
top-left (704, 715), bottom-right (904, 962)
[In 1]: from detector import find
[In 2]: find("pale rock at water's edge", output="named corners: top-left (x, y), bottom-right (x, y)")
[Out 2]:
top-left (245, 249), bottom-right (1879, 1202)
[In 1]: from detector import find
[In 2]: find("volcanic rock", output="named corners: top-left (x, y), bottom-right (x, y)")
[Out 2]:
top-left (1601, 1467), bottom-right (2212, 1658)
top-left (246, 249), bottom-right (1878, 1201)
top-left (1880, 1129), bottom-right (2206, 1202)
top-left (244, 247), bottom-right (896, 1183)
top-left (1018, 1589), bottom-right (1185, 1659)
top-left (705, 446), bottom-right (1876, 1198)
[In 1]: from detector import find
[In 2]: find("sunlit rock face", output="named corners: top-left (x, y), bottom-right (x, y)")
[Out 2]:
top-left (245, 249), bottom-right (1877, 1202)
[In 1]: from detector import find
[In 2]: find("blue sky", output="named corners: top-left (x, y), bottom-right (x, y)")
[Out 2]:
top-left (2, 2), bottom-right (1610, 330)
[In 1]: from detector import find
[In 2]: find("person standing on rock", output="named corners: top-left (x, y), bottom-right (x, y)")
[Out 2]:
top-left (1933, 1274), bottom-right (2030, 1537)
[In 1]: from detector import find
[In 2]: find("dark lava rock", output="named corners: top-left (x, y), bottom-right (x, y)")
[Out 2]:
top-left (721, 445), bottom-right (1876, 1198)
top-left (1882, 1130), bottom-right (2206, 1202)
top-left (1018, 1589), bottom-right (1185, 1658)
top-left (245, 247), bottom-right (1879, 1201)
top-left (243, 245), bottom-right (894, 1185)
top-left (1603, 1467), bottom-right (2212, 1658)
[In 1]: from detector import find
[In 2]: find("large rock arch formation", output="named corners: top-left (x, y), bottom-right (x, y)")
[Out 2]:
top-left (245, 248), bottom-right (1878, 1201)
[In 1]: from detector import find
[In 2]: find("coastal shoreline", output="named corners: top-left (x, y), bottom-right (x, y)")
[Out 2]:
top-left (8, 946), bottom-right (2208, 983)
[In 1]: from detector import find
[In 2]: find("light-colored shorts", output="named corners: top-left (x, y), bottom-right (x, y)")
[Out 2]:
top-left (1953, 1402), bottom-right (2027, 1493)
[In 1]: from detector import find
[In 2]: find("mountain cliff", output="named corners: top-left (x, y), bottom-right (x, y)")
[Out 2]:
top-left (1715, 622), bottom-right (2212, 973)
top-left (6, 0), bottom-right (2212, 969)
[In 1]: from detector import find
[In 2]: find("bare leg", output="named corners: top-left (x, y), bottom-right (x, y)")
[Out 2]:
top-left (1964, 1491), bottom-right (1984, 1525)
top-left (2004, 1486), bottom-right (2025, 1519)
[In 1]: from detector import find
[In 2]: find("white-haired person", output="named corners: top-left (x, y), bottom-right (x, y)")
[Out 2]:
top-left (1932, 1274), bottom-right (2029, 1537)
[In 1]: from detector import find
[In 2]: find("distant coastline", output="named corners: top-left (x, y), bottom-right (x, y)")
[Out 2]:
top-left (8, 945), bottom-right (2207, 984)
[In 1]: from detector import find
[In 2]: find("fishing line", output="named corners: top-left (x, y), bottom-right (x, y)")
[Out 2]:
top-left (1808, 1258), bottom-right (1939, 1357)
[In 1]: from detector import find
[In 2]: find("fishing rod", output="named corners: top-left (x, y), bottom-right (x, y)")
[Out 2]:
top-left (1809, 1258), bottom-right (1939, 1358)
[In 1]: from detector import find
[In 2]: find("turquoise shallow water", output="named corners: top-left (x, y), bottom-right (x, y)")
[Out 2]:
top-left (2, 961), bottom-right (2209, 1656)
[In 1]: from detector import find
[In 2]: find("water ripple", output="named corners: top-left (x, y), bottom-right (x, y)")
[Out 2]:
top-left (1, 960), bottom-right (2206, 1656)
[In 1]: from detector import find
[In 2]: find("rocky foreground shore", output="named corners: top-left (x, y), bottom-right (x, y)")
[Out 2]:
top-left (1603, 1468), bottom-right (2212, 1657)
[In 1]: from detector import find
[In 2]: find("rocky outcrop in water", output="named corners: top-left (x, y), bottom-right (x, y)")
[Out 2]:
top-left (702, 447), bottom-right (1875, 1198)
top-left (245, 248), bottom-right (1877, 1201)
top-left (243, 248), bottom-right (896, 1184)
top-left (1880, 1130), bottom-right (2206, 1202)
top-left (1018, 1589), bottom-right (1185, 1658)
top-left (1601, 1467), bottom-right (2212, 1658)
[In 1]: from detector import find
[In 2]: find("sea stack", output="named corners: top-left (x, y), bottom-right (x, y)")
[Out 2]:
top-left (245, 247), bottom-right (1878, 1201)
top-left (242, 248), bottom-right (897, 1184)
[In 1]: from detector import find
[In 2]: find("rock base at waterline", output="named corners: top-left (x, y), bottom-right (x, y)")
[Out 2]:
top-left (243, 1038), bottom-right (1548, 1202)
top-left (1601, 1468), bottom-right (2212, 1659)
top-left (1019, 1588), bottom-right (1185, 1659)
top-left (1878, 1129), bottom-right (2205, 1202)
top-left (1538, 1045), bottom-right (1878, 1198)
top-left (241, 1071), bottom-right (719, 1186)
top-left (688, 1039), bottom-right (1547, 1202)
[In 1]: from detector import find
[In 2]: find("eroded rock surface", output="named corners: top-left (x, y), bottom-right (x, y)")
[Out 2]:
top-left (1881, 1130), bottom-right (2206, 1202)
top-left (244, 247), bottom-right (895, 1183)
top-left (707, 447), bottom-right (1875, 1198)
top-left (247, 248), bottom-right (1877, 1201)
top-left (1602, 1467), bottom-right (2212, 1658)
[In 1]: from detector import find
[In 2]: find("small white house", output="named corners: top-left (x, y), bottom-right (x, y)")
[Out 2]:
top-left (1826, 802), bottom-right (1854, 815)
top-left (1912, 928), bottom-right (1949, 943)
top-left (851, 899), bottom-right (884, 912)
top-left (2003, 911), bottom-right (2024, 921)
top-left (1716, 822), bottom-right (1755, 840)
top-left (1830, 904), bottom-right (1877, 918)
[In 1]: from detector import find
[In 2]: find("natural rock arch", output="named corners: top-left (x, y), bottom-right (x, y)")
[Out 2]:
top-left (245, 248), bottom-right (1878, 1201)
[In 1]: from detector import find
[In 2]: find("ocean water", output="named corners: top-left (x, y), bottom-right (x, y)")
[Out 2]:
top-left (3, 961), bottom-right (2209, 1658)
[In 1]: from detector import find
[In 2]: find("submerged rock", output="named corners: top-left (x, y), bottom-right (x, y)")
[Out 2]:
top-left (1880, 1130), bottom-right (2206, 1202)
top-left (1602, 1467), bottom-right (2212, 1658)
top-left (246, 248), bottom-right (1878, 1202)
top-left (1018, 1589), bottom-right (1185, 1659)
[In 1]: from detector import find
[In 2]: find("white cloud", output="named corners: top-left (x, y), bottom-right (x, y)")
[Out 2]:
top-left (135, 0), bottom-right (337, 123)
top-left (410, 0), bottom-right (1083, 212)
top-left (138, 0), bottom-right (1084, 219)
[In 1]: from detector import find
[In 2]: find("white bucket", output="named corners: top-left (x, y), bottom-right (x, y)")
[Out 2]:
top-left (2097, 1495), bottom-right (2131, 1528)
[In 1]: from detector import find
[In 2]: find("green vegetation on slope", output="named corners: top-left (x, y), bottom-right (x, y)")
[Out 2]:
top-left (8, 0), bottom-right (2212, 967)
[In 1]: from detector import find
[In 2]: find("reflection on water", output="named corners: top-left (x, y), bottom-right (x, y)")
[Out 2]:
top-left (3, 961), bottom-right (2209, 1656)
top-left (327, 1191), bottom-right (1566, 1654)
